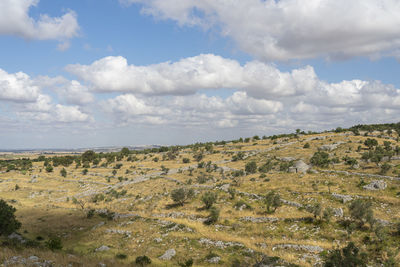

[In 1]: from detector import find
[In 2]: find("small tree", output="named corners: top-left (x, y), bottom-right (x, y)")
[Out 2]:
top-left (310, 152), bottom-right (330, 168)
top-left (204, 207), bottom-right (219, 225)
top-left (264, 191), bottom-right (281, 213)
top-left (171, 188), bottom-right (194, 206)
top-left (364, 138), bottom-right (378, 150)
top-left (0, 199), bottom-right (21, 236)
top-left (306, 203), bottom-right (322, 220)
top-left (46, 236), bottom-right (63, 251)
top-left (323, 207), bottom-right (334, 222)
top-left (245, 161), bottom-right (257, 174)
top-left (201, 191), bottom-right (217, 209)
top-left (349, 199), bottom-right (374, 226)
top-left (45, 165), bottom-right (53, 173)
top-left (60, 168), bottom-right (67, 177)
top-left (380, 163), bottom-right (391, 175)
top-left (323, 242), bottom-right (367, 267)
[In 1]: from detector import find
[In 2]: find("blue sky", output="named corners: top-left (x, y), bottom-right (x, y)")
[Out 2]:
top-left (0, 0), bottom-right (400, 149)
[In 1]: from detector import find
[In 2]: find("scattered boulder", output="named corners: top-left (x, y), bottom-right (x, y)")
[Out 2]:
top-left (333, 208), bottom-right (344, 217)
top-left (159, 248), bottom-right (176, 260)
top-left (281, 157), bottom-right (296, 162)
top-left (272, 244), bottom-right (323, 253)
top-left (363, 180), bottom-right (387, 190)
top-left (319, 144), bottom-right (338, 151)
top-left (8, 233), bottom-right (25, 244)
top-left (331, 193), bottom-right (353, 203)
top-left (95, 245), bottom-right (110, 252)
top-left (207, 257), bottom-right (221, 263)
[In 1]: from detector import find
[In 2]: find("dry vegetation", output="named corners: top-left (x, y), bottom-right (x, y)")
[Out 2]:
top-left (1, 123), bottom-right (400, 266)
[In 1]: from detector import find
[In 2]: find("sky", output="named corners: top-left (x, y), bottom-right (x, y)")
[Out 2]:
top-left (0, 0), bottom-right (400, 149)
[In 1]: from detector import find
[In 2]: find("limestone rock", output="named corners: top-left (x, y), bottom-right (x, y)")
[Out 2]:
top-left (159, 248), bottom-right (176, 260)
top-left (363, 180), bottom-right (387, 190)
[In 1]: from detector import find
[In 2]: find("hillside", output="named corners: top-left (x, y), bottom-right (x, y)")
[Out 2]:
top-left (1, 124), bottom-right (400, 266)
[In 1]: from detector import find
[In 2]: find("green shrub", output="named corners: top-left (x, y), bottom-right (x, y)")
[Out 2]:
top-left (245, 161), bottom-right (257, 174)
top-left (310, 151), bottom-right (330, 167)
top-left (204, 207), bottom-right (219, 225)
top-left (46, 236), bottom-right (62, 251)
top-left (0, 199), bottom-right (21, 236)
top-left (202, 191), bottom-right (218, 209)
top-left (135, 255), bottom-right (151, 266)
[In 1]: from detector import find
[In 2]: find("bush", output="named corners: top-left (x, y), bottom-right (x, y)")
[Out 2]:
top-left (46, 236), bottom-right (63, 251)
top-left (116, 253), bottom-right (127, 259)
top-left (178, 258), bottom-right (193, 267)
top-left (60, 168), bottom-right (67, 177)
top-left (306, 203), bottom-right (322, 220)
top-left (303, 143), bottom-right (310, 148)
top-left (204, 207), bottom-right (219, 225)
top-left (349, 199), bottom-right (374, 226)
top-left (45, 165), bottom-right (53, 173)
top-left (202, 191), bottom-right (217, 209)
top-left (0, 199), bottom-right (21, 236)
top-left (182, 158), bottom-right (190, 163)
top-left (264, 191), bottom-right (281, 213)
top-left (310, 151), bottom-right (330, 167)
top-left (135, 255), bottom-right (151, 266)
top-left (322, 242), bottom-right (367, 267)
top-left (245, 161), bottom-right (257, 174)
top-left (171, 188), bottom-right (194, 206)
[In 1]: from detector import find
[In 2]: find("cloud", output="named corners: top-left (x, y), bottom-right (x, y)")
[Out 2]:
top-left (124, 0), bottom-right (400, 61)
top-left (0, 0), bottom-right (79, 43)
top-left (35, 76), bottom-right (94, 105)
top-left (66, 54), bottom-right (317, 97)
top-left (0, 68), bottom-right (40, 102)
top-left (0, 68), bottom-right (91, 124)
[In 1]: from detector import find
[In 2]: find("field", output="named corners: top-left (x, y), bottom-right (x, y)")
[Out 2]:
top-left (1, 127), bottom-right (400, 266)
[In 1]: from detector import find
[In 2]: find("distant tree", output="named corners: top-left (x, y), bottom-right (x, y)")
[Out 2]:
top-left (0, 199), bottom-right (21, 236)
top-left (202, 191), bottom-right (217, 209)
top-left (264, 191), bottom-right (281, 213)
top-left (82, 150), bottom-right (96, 163)
top-left (120, 147), bottom-right (130, 157)
top-left (45, 165), bottom-right (53, 173)
top-left (204, 207), bottom-right (219, 225)
top-left (310, 152), bottom-right (330, 168)
top-left (171, 188), bottom-right (194, 206)
top-left (323, 242), bottom-right (367, 267)
top-left (323, 207), bottom-right (334, 222)
top-left (364, 138), bottom-right (378, 150)
top-left (349, 199), bottom-right (374, 226)
top-left (60, 168), bottom-right (67, 178)
top-left (306, 203), bottom-right (322, 220)
top-left (245, 161), bottom-right (257, 174)
top-left (46, 236), bottom-right (63, 251)
top-left (380, 163), bottom-right (391, 175)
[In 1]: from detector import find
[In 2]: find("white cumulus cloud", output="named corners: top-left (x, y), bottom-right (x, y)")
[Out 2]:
top-left (0, 0), bottom-right (79, 43)
top-left (0, 69), bottom-right (40, 102)
top-left (124, 0), bottom-right (400, 61)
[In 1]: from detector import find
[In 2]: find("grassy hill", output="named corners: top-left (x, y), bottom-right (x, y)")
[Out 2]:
top-left (1, 123), bottom-right (400, 266)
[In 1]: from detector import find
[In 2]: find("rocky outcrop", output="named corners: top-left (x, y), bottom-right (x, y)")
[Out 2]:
top-left (199, 238), bottom-right (244, 249)
top-left (159, 248), bottom-right (176, 260)
top-left (331, 193), bottom-right (353, 203)
top-left (272, 244), bottom-right (324, 253)
top-left (363, 180), bottom-right (387, 190)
